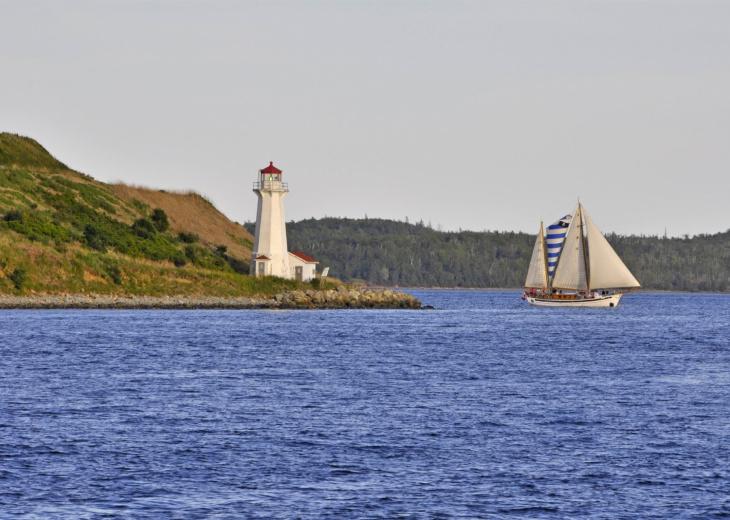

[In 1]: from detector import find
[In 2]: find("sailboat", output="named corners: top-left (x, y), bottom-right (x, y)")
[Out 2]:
top-left (523, 203), bottom-right (640, 307)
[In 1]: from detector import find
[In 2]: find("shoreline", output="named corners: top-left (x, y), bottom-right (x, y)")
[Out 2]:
top-left (0, 287), bottom-right (426, 310)
top-left (1, 288), bottom-right (723, 310)
top-left (0, 294), bottom-right (276, 310)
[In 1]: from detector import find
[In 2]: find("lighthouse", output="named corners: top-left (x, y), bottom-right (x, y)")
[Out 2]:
top-left (250, 162), bottom-right (291, 278)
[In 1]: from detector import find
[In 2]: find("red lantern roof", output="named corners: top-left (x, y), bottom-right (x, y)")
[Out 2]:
top-left (260, 161), bottom-right (282, 174)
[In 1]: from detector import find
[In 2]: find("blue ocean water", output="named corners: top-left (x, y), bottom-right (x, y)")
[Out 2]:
top-left (1, 291), bottom-right (729, 519)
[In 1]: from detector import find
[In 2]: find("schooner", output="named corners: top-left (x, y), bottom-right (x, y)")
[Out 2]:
top-left (523, 203), bottom-right (640, 307)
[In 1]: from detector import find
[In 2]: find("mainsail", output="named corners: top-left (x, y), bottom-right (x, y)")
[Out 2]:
top-left (584, 209), bottom-right (641, 289)
top-left (546, 213), bottom-right (573, 280)
top-left (551, 205), bottom-right (588, 291)
top-left (524, 222), bottom-right (548, 288)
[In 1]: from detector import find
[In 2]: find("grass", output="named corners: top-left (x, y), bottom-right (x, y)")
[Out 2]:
top-left (0, 133), bottom-right (68, 170)
top-left (111, 182), bottom-right (254, 261)
top-left (0, 132), bottom-right (283, 297)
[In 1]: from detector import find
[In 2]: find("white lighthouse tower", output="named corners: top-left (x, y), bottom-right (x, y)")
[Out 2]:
top-left (250, 161), bottom-right (291, 278)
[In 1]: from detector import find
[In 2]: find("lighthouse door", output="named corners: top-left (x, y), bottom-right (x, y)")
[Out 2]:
top-left (295, 266), bottom-right (303, 282)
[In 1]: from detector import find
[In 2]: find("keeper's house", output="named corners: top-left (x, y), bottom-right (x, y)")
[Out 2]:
top-left (288, 251), bottom-right (318, 282)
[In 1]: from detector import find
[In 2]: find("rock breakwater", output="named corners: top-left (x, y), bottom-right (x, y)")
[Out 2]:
top-left (0, 286), bottom-right (425, 310)
top-left (273, 285), bottom-right (423, 309)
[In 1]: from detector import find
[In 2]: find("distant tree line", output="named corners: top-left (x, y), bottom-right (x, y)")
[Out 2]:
top-left (262, 217), bottom-right (730, 292)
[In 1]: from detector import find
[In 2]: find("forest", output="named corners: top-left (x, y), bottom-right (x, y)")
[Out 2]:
top-left (248, 217), bottom-right (730, 292)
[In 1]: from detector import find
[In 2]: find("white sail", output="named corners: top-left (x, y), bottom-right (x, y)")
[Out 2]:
top-left (524, 222), bottom-right (548, 288)
top-left (551, 206), bottom-right (588, 291)
top-left (584, 209), bottom-right (641, 289)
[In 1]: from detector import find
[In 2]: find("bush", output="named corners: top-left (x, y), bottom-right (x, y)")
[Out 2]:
top-left (178, 231), bottom-right (199, 243)
top-left (84, 224), bottom-right (107, 252)
top-left (132, 218), bottom-right (157, 239)
top-left (3, 209), bottom-right (23, 222)
top-left (184, 245), bottom-right (200, 262)
top-left (8, 267), bottom-right (27, 290)
top-left (173, 256), bottom-right (187, 267)
top-left (4, 210), bottom-right (70, 242)
top-left (227, 256), bottom-right (249, 274)
top-left (150, 208), bottom-right (169, 232)
top-left (104, 262), bottom-right (123, 284)
top-left (99, 200), bottom-right (116, 214)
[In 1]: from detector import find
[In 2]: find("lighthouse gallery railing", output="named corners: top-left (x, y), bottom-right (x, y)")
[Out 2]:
top-left (253, 181), bottom-right (289, 191)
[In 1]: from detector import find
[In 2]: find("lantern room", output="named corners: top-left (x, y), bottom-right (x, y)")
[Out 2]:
top-left (259, 161), bottom-right (282, 183)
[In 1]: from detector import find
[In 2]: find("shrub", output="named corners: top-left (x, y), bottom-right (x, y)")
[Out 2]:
top-left (99, 200), bottom-right (116, 214)
top-left (215, 244), bottom-right (228, 256)
top-left (173, 256), bottom-right (187, 267)
top-left (104, 262), bottom-right (123, 284)
top-left (3, 209), bottom-right (23, 222)
top-left (184, 245), bottom-right (199, 262)
top-left (8, 267), bottom-right (27, 290)
top-left (84, 224), bottom-right (107, 252)
top-left (226, 256), bottom-right (249, 274)
top-left (132, 217), bottom-right (157, 239)
top-left (130, 198), bottom-right (149, 214)
top-left (4, 210), bottom-right (70, 242)
top-left (150, 208), bottom-right (169, 232)
top-left (178, 231), bottom-right (199, 243)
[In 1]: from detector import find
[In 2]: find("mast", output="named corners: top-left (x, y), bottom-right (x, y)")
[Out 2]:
top-left (578, 203), bottom-right (590, 293)
top-left (546, 218), bottom-right (553, 291)
top-left (540, 221), bottom-right (548, 288)
top-left (551, 203), bottom-right (588, 292)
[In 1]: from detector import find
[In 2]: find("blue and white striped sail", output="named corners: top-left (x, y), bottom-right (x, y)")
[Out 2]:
top-left (545, 212), bottom-right (573, 281)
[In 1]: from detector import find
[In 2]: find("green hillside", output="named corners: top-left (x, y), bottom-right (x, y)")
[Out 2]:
top-left (0, 133), bottom-right (298, 296)
top-left (0, 134), bottom-right (68, 170)
top-left (279, 217), bottom-right (730, 292)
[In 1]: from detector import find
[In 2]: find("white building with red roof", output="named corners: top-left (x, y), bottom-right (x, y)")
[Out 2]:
top-left (249, 162), bottom-right (318, 281)
top-left (288, 251), bottom-right (319, 282)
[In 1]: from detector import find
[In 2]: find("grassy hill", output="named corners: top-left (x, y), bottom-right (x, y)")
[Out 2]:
top-left (110, 183), bottom-right (254, 262)
top-left (0, 133), bottom-right (298, 296)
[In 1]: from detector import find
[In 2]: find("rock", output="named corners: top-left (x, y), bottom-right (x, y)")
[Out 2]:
top-left (0, 285), bottom-right (427, 310)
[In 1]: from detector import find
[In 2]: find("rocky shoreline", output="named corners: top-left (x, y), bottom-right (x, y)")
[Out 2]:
top-left (0, 286), bottom-right (427, 310)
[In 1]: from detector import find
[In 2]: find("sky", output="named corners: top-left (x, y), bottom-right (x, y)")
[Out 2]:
top-left (1, 0), bottom-right (729, 237)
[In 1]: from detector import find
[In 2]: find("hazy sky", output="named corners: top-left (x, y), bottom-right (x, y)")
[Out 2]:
top-left (2, 1), bottom-right (729, 236)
